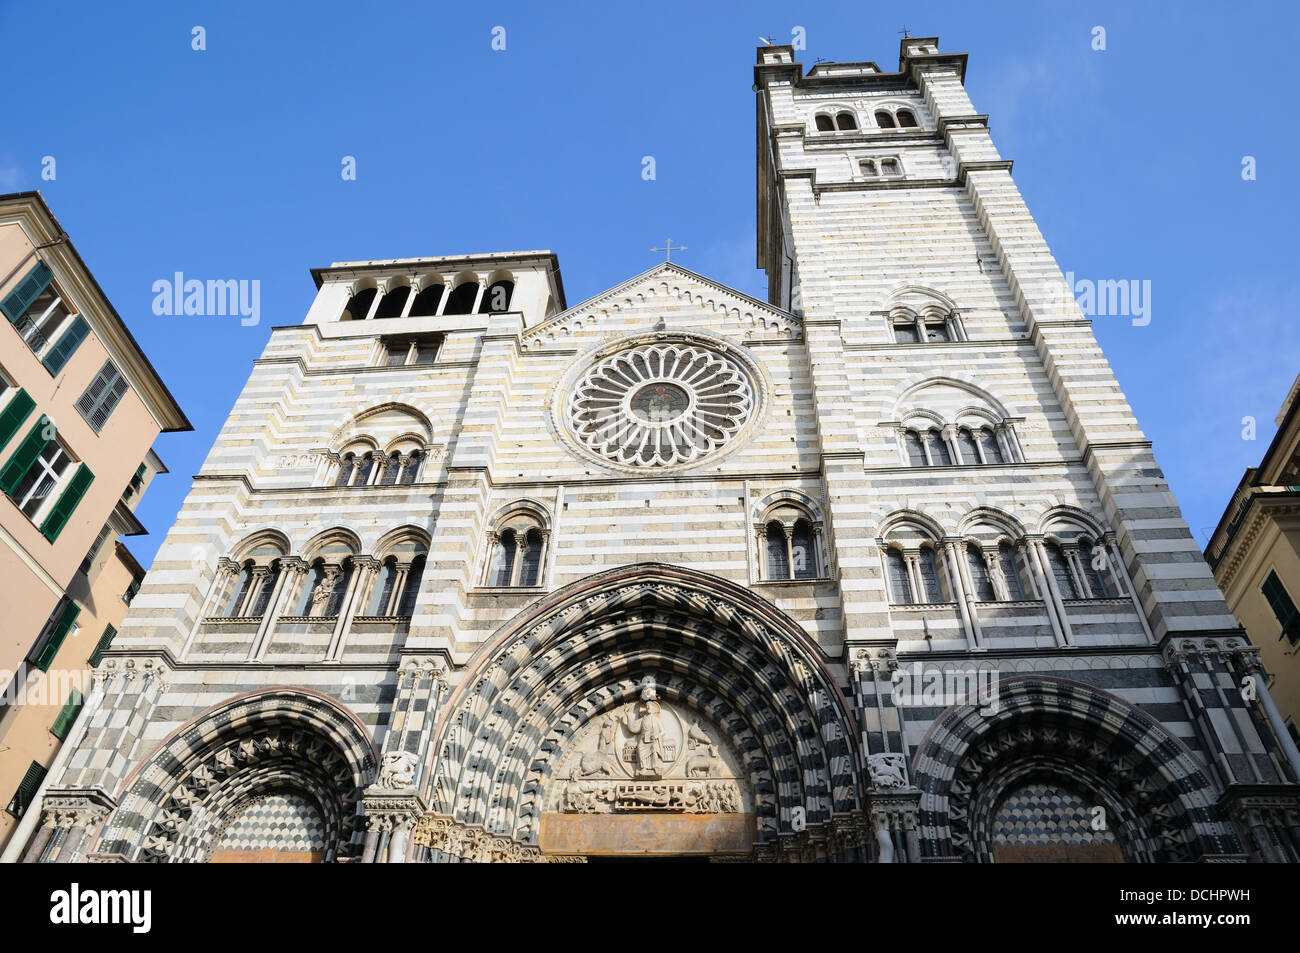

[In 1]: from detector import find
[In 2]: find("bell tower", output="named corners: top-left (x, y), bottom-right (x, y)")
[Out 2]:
top-left (753, 36), bottom-right (1235, 643)
top-left (754, 37), bottom-right (1300, 860)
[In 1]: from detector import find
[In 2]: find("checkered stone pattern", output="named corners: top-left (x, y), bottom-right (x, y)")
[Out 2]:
top-left (1170, 646), bottom-right (1291, 785)
top-left (847, 654), bottom-right (905, 770)
top-left (213, 792), bottom-right (328, 853)
top-left (991, 783), bottom-right (1116, 847)
top-left (57, 664), bottom-right (167, 794)
top-left (383, 662), bottom-right (445, 773)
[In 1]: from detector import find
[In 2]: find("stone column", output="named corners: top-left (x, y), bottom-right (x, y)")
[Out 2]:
top-left (1100, 533), bottom-right (1128, 596)
top-left (40, 792), bottom-right (114, 864)
top-left (236, 566), bottom-right (270, 618)
top-left (1165, 640), bottom-right (1235, 788)
top-left (1063, 546), bottom-right (1088, 599)
top-left (904, 553), bottom-right (924, 604)
top-left (1028, 537), bottom-right (1072, 646)
top-left (865, 779), bottom-right (920, 864)
top-left (361, 285), bottom-right (382, 320)
top-left (1233, 646), bottom-right (1300, 781)
top-left (312, 449), bottom-right (337, 486)
top-left (180, 557), bottom-right (241, 656)
top-left (941, 424), bottom-right (961, 464)
top-left (361, 814), bottom-right (392, 864)
top-left (361, 792), bottom-right (426, 863)
top-left (18, 814), bottom-right (58, 863)
top-left (389, 562), bottom-right (412, 616)
top-left (995, 425), bottom-right (1016, 463)
top-left (328, 557), bottom-right (379, 660)
top-left (398, 279), bottom-right (418, 318)
top-left (251, 558), bottom-right (302, 660)
top-left (943, 539), bottom-right (979, 647)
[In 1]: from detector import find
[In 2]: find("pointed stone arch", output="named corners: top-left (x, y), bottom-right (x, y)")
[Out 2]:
top-left (229, 528), bottom-right (291, 563)
top-left (1036, 504), bottom-right (1107, 540)
top-left (423, 563), bottom-right (864, 859)
top-left (884, 283), bottom-right (959, 315)
top-left (878, 508), bottom-right (948, 542)
top-left (301, 526), bottom-right (362, 562)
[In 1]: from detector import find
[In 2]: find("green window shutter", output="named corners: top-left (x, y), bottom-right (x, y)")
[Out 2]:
top-left (1, 262), bottom-right (53, 323)
top-left (40, 463), bottom-right (93, 542)
top-left (88, 624), bottom-right (116, 666)
top-left (0, 420), bottom-right (52, 496)
top-left (0, 388), bottom-right (36, 453)
top-left (1262, 572), bottom-right (1297, 624)
top-left (5, 761), bottom-right (48, 818)
top-left (49, 689), bottom-right (84, 740)
top-left (32, 600), bottom-right (80, 671)
top-left (1262, 571), bottom-right (1300, 643)
top-left (41, 315), bottom-right (89, 375)
top-left (123, 462), bottom-right (146, 500)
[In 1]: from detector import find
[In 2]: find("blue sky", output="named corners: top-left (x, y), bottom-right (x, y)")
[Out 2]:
top-left (0, 0), bottom-right (1295, 567)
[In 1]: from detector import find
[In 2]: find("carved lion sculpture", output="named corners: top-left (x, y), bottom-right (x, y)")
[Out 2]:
top-left (378, 750), bottom-right (419, 790)
top-left (867, 752), bottom-right (908, 789)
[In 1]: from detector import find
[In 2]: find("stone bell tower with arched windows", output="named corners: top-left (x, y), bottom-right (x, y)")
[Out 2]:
top-left (13, 36), bottom-right (1298, 864)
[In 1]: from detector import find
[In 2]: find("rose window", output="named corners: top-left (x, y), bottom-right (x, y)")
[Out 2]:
top-left (566, 341), bottom-right (755, 467)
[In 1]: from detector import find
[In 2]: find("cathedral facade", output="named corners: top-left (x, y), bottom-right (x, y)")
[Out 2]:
top-left (17, 36), bottom-right (1300, 863)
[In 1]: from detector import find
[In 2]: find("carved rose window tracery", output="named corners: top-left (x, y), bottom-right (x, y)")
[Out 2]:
top-left (566, 341), bottom-right (755, 468)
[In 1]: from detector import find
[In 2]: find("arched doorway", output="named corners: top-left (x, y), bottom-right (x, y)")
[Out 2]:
top-left (96, 688), bottom-right (378, 863)
top-left (420, 563), bottom-right (866, 861)
top-left (912, 677), bottom-right (1241, 862)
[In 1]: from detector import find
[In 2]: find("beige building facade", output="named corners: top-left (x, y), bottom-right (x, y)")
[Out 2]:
top-left (0, 192), bottom-right (189, 852)
top-left (1207, 373), bottom-right (1300, 749)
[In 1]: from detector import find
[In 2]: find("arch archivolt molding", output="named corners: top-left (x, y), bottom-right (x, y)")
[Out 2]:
top-left (96, 689), bottom-right (377, 863)
top-left (911, 677), bottom-right (1239, 862)
top-left (423, 564), bottom-right (867, 860)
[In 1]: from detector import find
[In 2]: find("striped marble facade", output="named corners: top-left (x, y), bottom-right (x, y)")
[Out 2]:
top-left (20, 36), bottom-right (1300, 864)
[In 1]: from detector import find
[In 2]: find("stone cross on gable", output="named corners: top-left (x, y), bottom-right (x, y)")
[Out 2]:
top-left (651, 238), bottom-right (686, 262)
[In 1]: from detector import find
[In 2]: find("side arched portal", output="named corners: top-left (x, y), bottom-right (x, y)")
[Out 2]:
top-left (912, 677), bottom-right (1240, 862)
top-left (97, 689), bottom-right (378, 863)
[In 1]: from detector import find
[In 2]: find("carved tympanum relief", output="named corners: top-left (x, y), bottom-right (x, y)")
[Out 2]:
top-left (549, 677), bottom-right (748, 816)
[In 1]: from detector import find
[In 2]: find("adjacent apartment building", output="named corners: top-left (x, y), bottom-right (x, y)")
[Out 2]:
top-left (1207, 372), bottom-right (1300, 750)
top-left (0, 191), bottom-right (190, 852)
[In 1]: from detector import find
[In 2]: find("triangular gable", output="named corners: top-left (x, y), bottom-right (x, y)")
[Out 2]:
top-left (520, 263), bottom-right (800, 351)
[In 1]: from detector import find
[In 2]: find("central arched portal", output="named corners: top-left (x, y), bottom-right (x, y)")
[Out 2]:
top-left (423, 564), bottom-right (866, 861)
